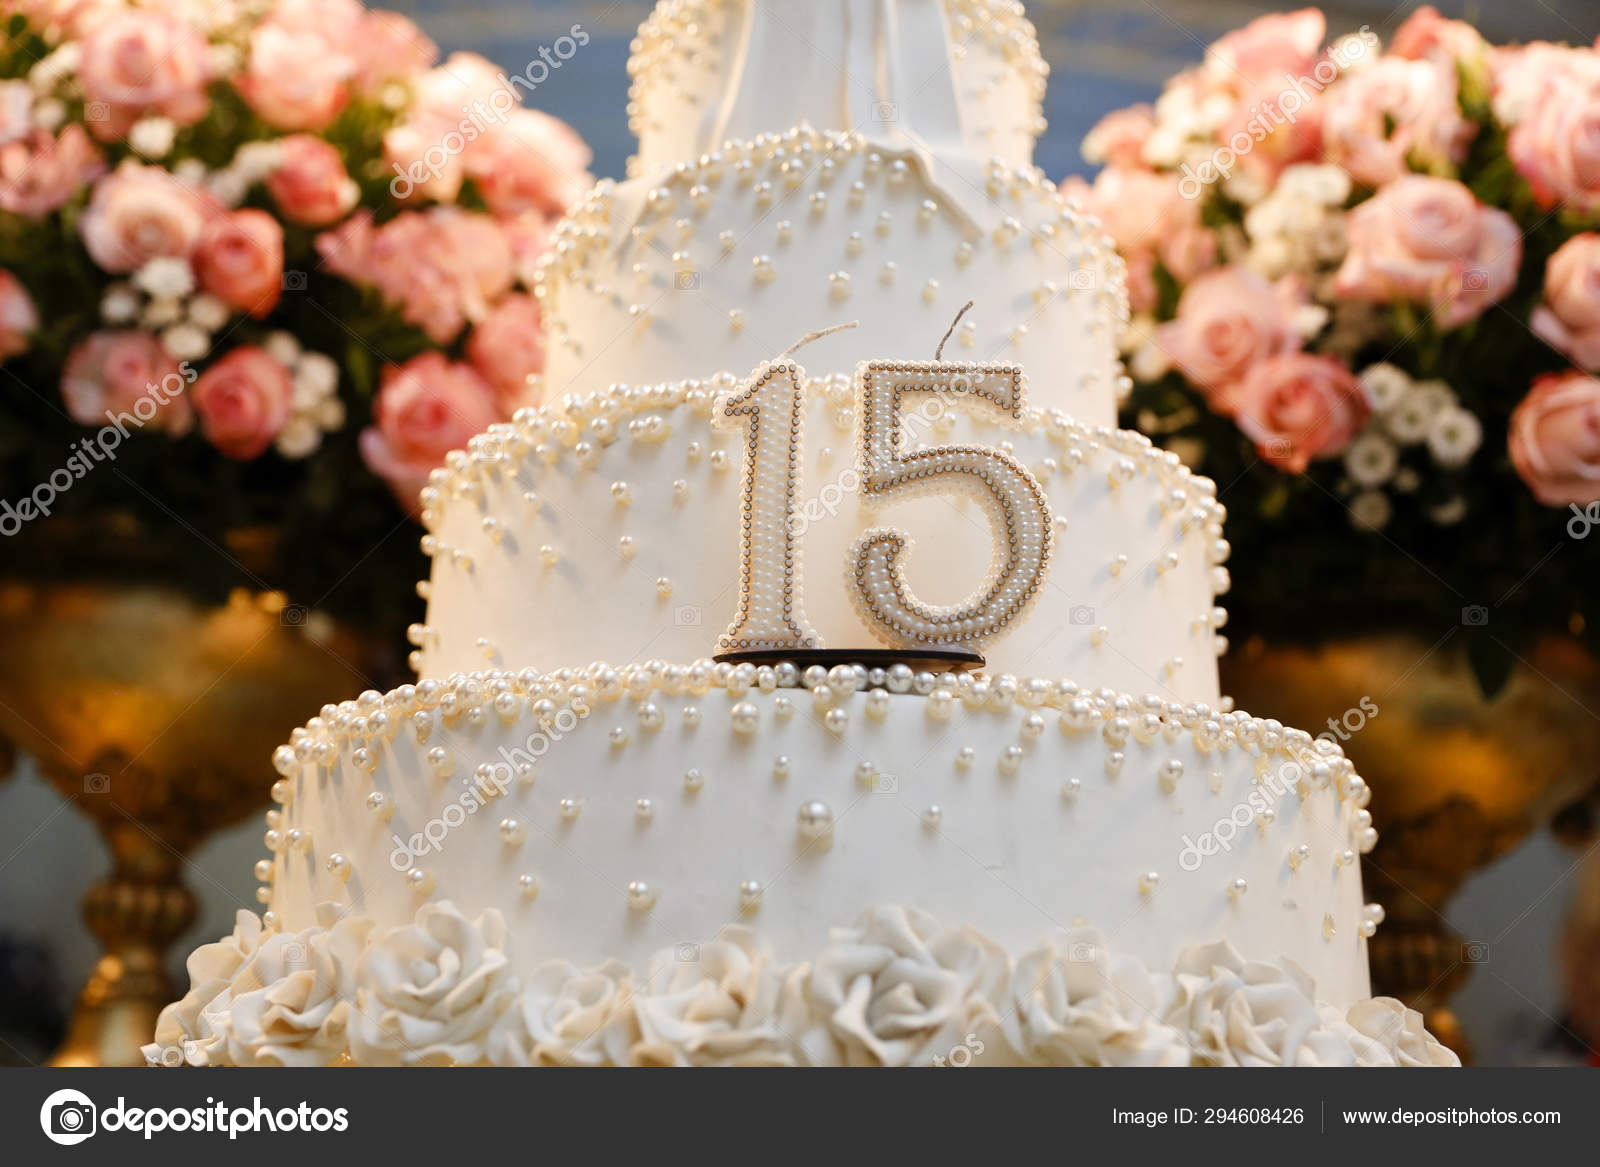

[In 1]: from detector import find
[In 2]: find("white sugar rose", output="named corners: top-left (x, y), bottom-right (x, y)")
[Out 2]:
top-left (1165, 940), bottom-right (1363, 1066)
top-left (806, 905), bottom-right (1009, 1067)
top-left (351, 901), bottom-right (518, 1065)
top-left (487, 958), bottom-right (638, 1067)
top-left (1342, 997), bottom-right (1461, 1066)
top-left (219, 908), bottom-right (371, 1066)
top-left (629, 927), bottom-right (815, 1066)
top-left (143, 910), bottom-right (266, 1066)
top-left (1005, 929), bottom-right (1189, 1066)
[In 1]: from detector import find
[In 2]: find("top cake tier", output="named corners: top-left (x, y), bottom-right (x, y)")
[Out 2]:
top-left (534, 128), bottom-right (1129, 424)
top-left (626, 0), bottom-right (1048, 178)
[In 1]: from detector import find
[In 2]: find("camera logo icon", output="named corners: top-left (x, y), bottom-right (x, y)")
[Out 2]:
top-left (1069, 604), bottom-right (1095, 626)
top-left (674, 605), bottom-right (701, 627)
top-left (1460, 268), bottom-right (1489, 290)
top-left (83, 101), bottom-right (109, 123)
top-left (84, 772), bottom-right (110, 794)
top-left (280, 603), bottom-right (308, 627)
top-left (1068, 267), bottom-right (1097, 291)
top-left (674, 270), bottom-right (700, 291)
top-left (40, 1088), bottom-right (96, 1145)
top-left (674, 942), bottom-right (700, 963)
top-left (873, 101), bottom-right (898, 122)
top-left (282, 270), bottom-right (308, 291)
top-left (1461, 605), bottom-right (1489, 627)
top-left (1461, 940), bottom-right (1491, 964)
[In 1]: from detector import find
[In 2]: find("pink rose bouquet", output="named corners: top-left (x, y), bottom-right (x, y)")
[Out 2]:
top-left (1085, 7), bottom-right (1600, 690)
top-left (0, 0), bottom-right (592, 634)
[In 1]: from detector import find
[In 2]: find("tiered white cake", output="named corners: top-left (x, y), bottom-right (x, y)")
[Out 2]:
top-left (148, 0), bottom-right (1456, 1068)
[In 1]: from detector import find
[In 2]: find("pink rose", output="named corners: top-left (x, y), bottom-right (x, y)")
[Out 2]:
top-left (60, 330), bottom-right (191, 434)
top-left (1157, 266), bottom-right (1306, 409)
top-left (1390, 6), bottom-right (1488, 67)
top-left (464, 110), bottom-right (593, 219)
top-left (1083, 104), bottom-right (1156, 168)
top-left (1509, 372), bottom-right (1600, 506)
top-left (1321, 57), bottom-right (1474, 187)
top-left (501, 209), bottom-right (557, 287)
top-left (261, 0), bottom-right (364, 41)
top-left (359, 353), bottom-right (500, 511)
top-left (1532, 234), bottom-right (1600, 370)
top-left (265, 134), bottom-right (357, 226)
top-left (1122, 249), bottom-right (1158, 315)
top-left (194, 209), bottom-right (284, 318)
top-left (1067, 166), bottom-right (1196, 254)
top-left (1505, 52), bottom-right (1600, 215)
top-left (1204, 8), bottom-right (1326, 92)
top-left (191, 346), bottom-right (292, 459)
top-left (0, 268), bottom-right (38, 360)
top-left (352, 10), bottom-right (437, 92)
top-left (385, 53), bottom-right (512, 203)
top-left (78, 9), bottom-right (210, 141)
top-left (319, 207), bottom-right (513, 343)
top-left (1, 80), bottom-right (31, 147)
top-left (466, 293), bottom-right (545, 407)
top-left (1233, 353), bottom-right (1369, 473)
top-left (0, 124), bottom-right (106, 218)
top-left (1217, 79), bottom-right (1325, 183)
top-left (1332, 176), bottom-right (1521, 330)
top-left (78, 161), bottom-right (217, 273)
top-left (239, 23), bottom-right (355, 131)
top-left (1159, 223), bottom-right (1218, 284)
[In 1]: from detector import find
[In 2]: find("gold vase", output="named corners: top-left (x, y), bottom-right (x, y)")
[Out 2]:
top-left (0, 579), bottom-right (380, 1066)
top-left (1222, 633), bottom-right (1600, 1061)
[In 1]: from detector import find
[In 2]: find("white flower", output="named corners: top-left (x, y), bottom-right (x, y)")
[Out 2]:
top-left (1128, 338), bottom-right (1170, 383)
top-left (160, 323), bottom-right (210, 362)
top-left (208, 43), bottom-right (242, 78)
top-left (1246, 235), bottom-right (1294, 279)
top-left (128, 117), bottom-right (177, 159)
top-left (187, 293), bottom-right (231, 331)
top-left (174, 158), bottom-right (208, 186)
top-left (1292, 303), bottom-right (1329, 337)
top-left (1342, 997), bottom-right (1460, 1066)
top-left (1, 81), bottom-right (32, 146)
top-left (805, 905), bottom-right (1009, 1066)
top-left (313, 396), bottom-right (346, 431)
top-left (1349, 490), bottom-right (1393, 531)
top-left (140, 297), bottom-right (184, 328)
top-left (1428, 495), bottom-right (1468, 526)
top-left (264, 330), bottom-right (301, 368)
top-left (1005, 929), bottom-right (1189, 1065)
top-left (207, 169), bottom-right (248, 208)
top-left (1427, 405), bottom-right (1482, 468)
top-left (217, 909), bottom-right (371, 1066)
top-left (1386, 381), bottom-right (1454, 442)
top-left (1344, 431), bottom-right (1400, 487)
top-left (1277, 163), bottom-right (1353, 207)
top-left (488, 959), bottom-right (638, 1066)
top-left (350, 901), bottom-right (518, 1065)
top-left (1165, 941), bottom-right (1363, 1066)
top-left (1311, 213), bottom-right (1349, 263)
top-left (1222, 168), bottom-right (1270, 208)
top-left (28, 45), bottom-right (80, 94)
top-left (629, 927), bottom-right (816, 1066)
top-left (31, 98), bottom-right (65, 132)
top-left (274, 417), bottom-right (323, 459)
top-left (293, 351), bottom-right (340, 397)
top-left (133, 257), bottom-right (194, 300)
top-left (231, 140), bottom-right (284, 184)
top-left (100, 284), bottom-right (139, 325)
top-left (143, 911), bottom-right (267, 1067)
top-left (1356, 361), bottom-right (1408, 413)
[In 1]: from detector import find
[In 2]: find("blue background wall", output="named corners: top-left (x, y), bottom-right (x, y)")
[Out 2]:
top-left (384, 1), bottom-right (1593, 181)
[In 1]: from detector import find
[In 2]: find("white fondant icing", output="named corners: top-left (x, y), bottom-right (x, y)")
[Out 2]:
top-left (417, 378), bottom-right (1226, 700)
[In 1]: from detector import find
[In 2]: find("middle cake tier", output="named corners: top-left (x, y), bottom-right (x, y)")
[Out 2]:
top-left (415, 375), bottom-right (1231, 703)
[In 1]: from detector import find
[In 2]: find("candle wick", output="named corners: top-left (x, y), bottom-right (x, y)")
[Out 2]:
top-left (780, 320), bottom-right (858, 359)
top-left (935, 301), bottom-right (975, 361)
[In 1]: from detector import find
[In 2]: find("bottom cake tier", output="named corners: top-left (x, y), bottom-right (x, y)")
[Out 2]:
top-left (146, 661), bottom-right (1457, 1067)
